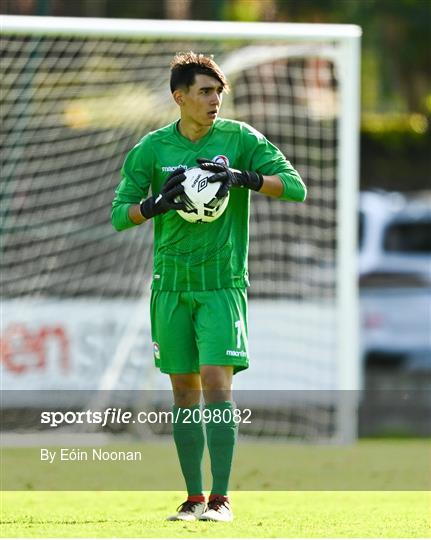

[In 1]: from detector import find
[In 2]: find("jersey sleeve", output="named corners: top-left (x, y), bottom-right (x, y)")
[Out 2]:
top-left (111, 136), bottom-right (153, 231)
top-left (240, 123), bottom-right (307, 202)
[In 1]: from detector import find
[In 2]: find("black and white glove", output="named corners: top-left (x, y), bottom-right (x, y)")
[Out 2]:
top-left (196, 158), bottom-right (263, 198)
top-left (139, 167), bottom-right (186, 219)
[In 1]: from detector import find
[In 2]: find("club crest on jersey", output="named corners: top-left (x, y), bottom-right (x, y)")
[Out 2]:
top-left (212, 155), bottom-right (229, 166)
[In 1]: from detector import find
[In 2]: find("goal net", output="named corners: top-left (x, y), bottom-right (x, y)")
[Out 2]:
top-left (1, 16), bottom-right (361, 442)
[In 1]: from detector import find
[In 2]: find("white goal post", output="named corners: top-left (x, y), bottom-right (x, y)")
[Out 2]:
top-left (1, 15), bottom-right (361, 441)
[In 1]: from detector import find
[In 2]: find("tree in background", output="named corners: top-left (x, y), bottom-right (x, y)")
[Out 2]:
top-left (224, 0), bottom-right (430, 116)
top-left (2, 0), bottom-right (430, 189)
top-left (262, 0), bottom-right (431, 190)
top-left (3, 0), bottom-right (429, 115)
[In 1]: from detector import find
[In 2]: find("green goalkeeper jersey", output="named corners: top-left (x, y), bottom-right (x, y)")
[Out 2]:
top-left (111, 118), bottom-right (306, 291)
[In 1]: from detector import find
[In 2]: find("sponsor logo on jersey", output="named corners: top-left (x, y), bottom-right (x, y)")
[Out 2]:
top-left (212, 155), bottom-right (229, 166)
top-left (161, 164), bottom-right (188, 172)
top-left (226, 349), bottom-right (247, 358)
top-left (153, 342), bottom-right (160, 359)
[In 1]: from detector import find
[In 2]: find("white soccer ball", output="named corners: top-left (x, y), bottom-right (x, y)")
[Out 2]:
top-left (176, 167), bottom-right (230, 223)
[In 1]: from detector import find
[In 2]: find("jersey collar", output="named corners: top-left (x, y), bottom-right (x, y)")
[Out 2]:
top-left (173, 119), bottom-right (216, 150)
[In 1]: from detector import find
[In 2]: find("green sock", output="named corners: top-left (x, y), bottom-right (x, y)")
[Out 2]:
top-left (172, 404), bottom-right (205, 496)
top-left (205, 401), bottom-right (238, 497)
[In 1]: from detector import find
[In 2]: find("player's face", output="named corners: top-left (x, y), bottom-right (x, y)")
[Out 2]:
top-left (181, 74), bottom-right (224, 127)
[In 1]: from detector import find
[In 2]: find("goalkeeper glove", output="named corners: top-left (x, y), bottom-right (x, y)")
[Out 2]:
top-left (140, 167), bottom-right (186, 219)
top-left (196, 158), bottom-right (263, 198)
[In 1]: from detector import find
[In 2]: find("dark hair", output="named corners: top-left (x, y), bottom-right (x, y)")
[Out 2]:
top-left (170, 51), bottom-right (230, 94)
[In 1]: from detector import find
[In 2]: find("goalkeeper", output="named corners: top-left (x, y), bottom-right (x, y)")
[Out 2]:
top-left (111, 52), bottom-right (306, 522)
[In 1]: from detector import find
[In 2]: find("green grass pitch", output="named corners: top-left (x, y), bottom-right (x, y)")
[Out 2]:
top-left (1, 490), bottom-right (430, 537)
top-left (1, 440), bottom-right (430, 537)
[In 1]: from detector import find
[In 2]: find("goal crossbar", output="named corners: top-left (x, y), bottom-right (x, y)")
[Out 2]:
top-left (1, 15), bottom-right (361, 41)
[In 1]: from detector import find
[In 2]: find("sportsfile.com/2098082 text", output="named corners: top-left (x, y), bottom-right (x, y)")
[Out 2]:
top-left (40, 407), bottom-right (252, 428)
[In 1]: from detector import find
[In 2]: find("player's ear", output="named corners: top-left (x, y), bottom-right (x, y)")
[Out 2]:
top-left (173, 89), bottom-right (184, 107)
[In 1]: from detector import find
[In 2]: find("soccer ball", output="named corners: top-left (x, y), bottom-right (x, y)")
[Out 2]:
top-left (176, 167), bottom-right (230, 223)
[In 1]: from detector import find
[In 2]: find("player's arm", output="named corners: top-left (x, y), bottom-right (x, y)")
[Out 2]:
top-left (128, 203), bottom-right (147, 225)
top-left (111, 178), bottom-right (146, 231)
top-left (244, 122), bottom-right (307, 202)
top-left (197, 160), bottom-right (305, 202)
top-left (255, 174), bottom-right (283, 198)
top-left (137, 168), bottom-right (187, 220)
top-left (112, 140), bottom-right (186, 231)
top-left (112, 141), bottom-right (151, 231)
top-left (260, 169), bottom-right (306, 201)
top-left (198, 123), bottom-right (306, 202)
top-left (115, 168), bottom-right (187, 227)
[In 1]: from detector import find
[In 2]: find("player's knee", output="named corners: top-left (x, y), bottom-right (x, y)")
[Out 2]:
top-left (200, 365), bottom-right (233, 392)
top-left (201, 373), bottom-right (233, 405)
top-left (169, 375), bottom-right (201, 407)
top-left (172, 389), bottom-right (201, 408)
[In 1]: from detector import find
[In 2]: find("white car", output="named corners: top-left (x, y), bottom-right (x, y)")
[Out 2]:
top-left (359, 191), bottom-right (431, 371)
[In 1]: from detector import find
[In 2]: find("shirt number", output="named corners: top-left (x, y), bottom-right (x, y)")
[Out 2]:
top-left (235, 319), bottom-right (242, 349)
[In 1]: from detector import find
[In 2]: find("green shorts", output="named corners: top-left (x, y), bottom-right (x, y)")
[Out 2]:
top-left (150, 288), bottom-right (249, 375)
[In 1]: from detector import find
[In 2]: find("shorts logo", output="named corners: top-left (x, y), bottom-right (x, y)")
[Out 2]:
top-left (212, 155), bottom-right (229, 166)
top-left (153, 342), bottom-right (160, 360)
top-left (226, 349), bottom-right (247, 358)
